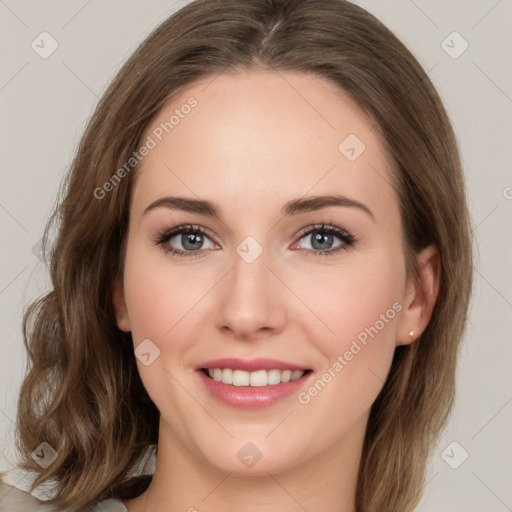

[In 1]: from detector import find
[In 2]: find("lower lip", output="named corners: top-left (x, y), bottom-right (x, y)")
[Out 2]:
top-left (196, 370), bottom-right (312, 409)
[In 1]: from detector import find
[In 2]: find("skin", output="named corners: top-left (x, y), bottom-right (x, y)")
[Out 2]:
top-left (113, 70), bottom-right (440, 512)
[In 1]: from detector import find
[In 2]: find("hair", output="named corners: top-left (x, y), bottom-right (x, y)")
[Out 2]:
top-left (15, 0), bottom-right (474, 511)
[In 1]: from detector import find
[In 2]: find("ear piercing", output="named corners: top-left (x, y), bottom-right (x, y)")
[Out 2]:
top-left (408, 330), bottom-right (415, 338)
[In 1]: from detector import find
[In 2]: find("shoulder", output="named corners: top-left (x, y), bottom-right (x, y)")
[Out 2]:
top-left (0, 469), bottom-right (127, 512)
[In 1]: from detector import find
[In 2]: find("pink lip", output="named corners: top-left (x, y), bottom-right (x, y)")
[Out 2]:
top-left (195, 359), bottom-right (314, 410)
top-left (197, 358), bottom-right (310, 372)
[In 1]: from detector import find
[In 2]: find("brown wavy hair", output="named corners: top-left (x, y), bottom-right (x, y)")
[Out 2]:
top-left (14, 0), bottom-right (474, 510)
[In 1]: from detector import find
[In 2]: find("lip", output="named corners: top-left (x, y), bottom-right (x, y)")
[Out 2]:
top-left (197, 358), bottom-right (310, 372)
top-left (195, 359), bottom-right (314, 410)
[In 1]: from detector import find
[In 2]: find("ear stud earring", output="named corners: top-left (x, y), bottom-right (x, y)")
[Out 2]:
top-left (408, 330), bottom-right (415, 337)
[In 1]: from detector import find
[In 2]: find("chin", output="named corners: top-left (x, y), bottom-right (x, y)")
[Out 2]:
top-left (194, 434), bottom-right (306, 477)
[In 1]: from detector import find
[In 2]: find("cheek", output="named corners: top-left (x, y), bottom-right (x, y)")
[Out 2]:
top-left (122, 241), bottom-right (197, 342)
top-left (303, 253), bottom-right (403, 374)
top-left (301, 249), bottom-right (405, 347)
top-left (297, 253), bottom-right (405, 420)
top-left (121, 245), bottom-right (197, 413)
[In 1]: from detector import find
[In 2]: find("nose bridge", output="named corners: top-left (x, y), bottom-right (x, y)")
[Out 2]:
top-left (229, 233), bottom-right (274, 304)
top-left (216, 233), bottom-right (286, 337)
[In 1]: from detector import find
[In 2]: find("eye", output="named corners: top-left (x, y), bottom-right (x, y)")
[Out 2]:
top-left (291, 224), bottom-right (357, 256)
top-left (154, 224), bottom-right (217, 259)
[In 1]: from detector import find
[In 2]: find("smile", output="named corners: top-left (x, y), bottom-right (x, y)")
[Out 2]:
top-left (196, 358), bottom-right (314, 409)
top-left (202, 368), bottom-right (310, 387)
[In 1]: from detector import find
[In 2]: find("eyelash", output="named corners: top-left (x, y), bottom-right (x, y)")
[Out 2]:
top-left (153, 223), bottom-right (358, 259)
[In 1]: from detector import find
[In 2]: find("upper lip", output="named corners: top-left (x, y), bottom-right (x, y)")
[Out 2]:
top-left (197, 358), bottom-right (311, 372)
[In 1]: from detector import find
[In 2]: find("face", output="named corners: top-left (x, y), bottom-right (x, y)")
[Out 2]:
top-left (113, 70), bottom-right (425, 475)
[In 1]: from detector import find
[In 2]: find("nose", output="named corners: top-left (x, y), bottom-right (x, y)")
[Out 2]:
top-left (215, 241), bottom-right (288, 341)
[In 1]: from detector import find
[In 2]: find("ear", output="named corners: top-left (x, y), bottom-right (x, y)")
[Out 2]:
top-left (396, 244), bottom-right (440, 346)
top-left (112, 276), bottom-right (131, 332)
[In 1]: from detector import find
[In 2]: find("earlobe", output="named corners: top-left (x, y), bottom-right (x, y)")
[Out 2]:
top-left (396, 245), bottom-right (440, 346)
top-left (112, 276), bottom-right (131, 332)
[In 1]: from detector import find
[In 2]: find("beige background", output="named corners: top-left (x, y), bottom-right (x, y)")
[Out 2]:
top-left (1, 1), bottom-right (511, 510)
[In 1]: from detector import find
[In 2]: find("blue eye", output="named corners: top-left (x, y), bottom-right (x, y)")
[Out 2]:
top-left (293, 224), bottom-right (356, 256)
top-left (155, 224), bottom-right (216, 259)
top-left (154, 223), bottom-right (357, 259)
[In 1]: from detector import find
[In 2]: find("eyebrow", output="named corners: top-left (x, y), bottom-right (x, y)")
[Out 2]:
top-left (143, 194), bottom-right (376, 222)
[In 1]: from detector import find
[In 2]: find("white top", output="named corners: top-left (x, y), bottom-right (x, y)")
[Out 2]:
top-left (0, 445), bottom-right (156, 511)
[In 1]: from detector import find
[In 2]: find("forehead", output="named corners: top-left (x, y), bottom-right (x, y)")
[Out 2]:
top-left (133, 70), bottom-right (398, 223)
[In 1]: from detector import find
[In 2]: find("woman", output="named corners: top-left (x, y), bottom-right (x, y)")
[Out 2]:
top-left (0, 0), bottom-right (473, 511)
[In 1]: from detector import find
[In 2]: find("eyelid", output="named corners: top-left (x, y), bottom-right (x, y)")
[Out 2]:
top-left (295, 222), bottom-right (351, 239)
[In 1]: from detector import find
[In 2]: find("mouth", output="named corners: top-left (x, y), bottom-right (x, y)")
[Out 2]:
top-left (195, 358), bottom-right (314, 409)
top-left (199, 367), bottom-right (313, 387)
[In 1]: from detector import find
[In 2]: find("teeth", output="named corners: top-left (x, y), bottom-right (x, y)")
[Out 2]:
top-left (249, 370), bottom-right (266, 387)
top-left (206, 368), bottom-right (306, 386)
